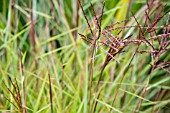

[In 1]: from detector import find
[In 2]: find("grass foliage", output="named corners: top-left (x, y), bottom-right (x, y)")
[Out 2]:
top-left (0, 0), bottom-right (170, 113)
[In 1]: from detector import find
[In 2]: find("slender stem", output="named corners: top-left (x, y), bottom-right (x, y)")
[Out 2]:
top-left (88, 45), bottom-right (96, 113)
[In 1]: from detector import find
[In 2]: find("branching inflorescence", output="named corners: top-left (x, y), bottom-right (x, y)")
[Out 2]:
top-left (79, 0), bottom-right (170, 112)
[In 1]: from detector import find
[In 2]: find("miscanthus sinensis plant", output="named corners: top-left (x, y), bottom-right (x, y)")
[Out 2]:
top-left (1, 0), bottom-right (170, 113)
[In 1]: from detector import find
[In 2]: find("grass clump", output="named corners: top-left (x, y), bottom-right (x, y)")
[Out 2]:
top-left (0, 0), bottom-right (170, 113)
